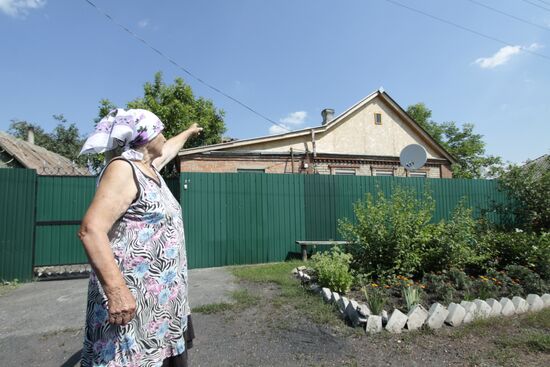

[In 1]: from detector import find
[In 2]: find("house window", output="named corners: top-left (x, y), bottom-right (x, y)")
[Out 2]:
top-left (374, 113), bottom-right (382, 125)
top-left (409, 171), bottom-right (427, 178)
top-left (373, 169), bottom-right (393, 176)
top-left (237, 168), bottom-right (265, 173)
top-left (333, 168), bottom-right (356, 176)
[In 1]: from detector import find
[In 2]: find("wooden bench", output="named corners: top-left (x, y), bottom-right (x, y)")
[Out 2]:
top-left (295, 240), bottom-right (350, 261)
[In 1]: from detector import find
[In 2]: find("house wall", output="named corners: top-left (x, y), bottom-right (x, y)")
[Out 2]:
top-left (180, 156), bottom-right (446, 178)
top-left (222, 98), bottom-right (445, 160)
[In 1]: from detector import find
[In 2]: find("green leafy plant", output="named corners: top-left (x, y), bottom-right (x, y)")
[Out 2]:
top-left (362, 284), bottom-right (387, 316)
top-left (505, 264), bottom-right (547, 295)
top-left (339, 187), bottom-right (434, 277)
top-left (310, 247), bottom-right (354, 293)
top-left (402, 285), bottom-right (421, 312)
top-left (422, 272), bottom-right (455, 304)
top-left (448, 268), bottom-right (471, 290)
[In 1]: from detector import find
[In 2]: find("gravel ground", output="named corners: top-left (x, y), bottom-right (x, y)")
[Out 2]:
top-left (1, 272), bottom-right (548, 367)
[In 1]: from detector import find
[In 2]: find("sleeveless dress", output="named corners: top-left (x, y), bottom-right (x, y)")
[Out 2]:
top-left (81, 158), bottom-right (191, 367)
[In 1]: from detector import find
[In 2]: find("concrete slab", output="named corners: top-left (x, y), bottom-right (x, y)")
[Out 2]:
top-left (426, 303), bottom-right (448, 329)
top-left (445, 303), bottom-right (465, 327)
top-left (526, 294), bottom-right (544, 312)
top-left (512, 296), bottom-right (528, 314)
top-left (500, 297), bottom-right (515, 317)
top-left (486, 298), bottom-right (502, 317)
top-left (365, 315), bottom-right (383, 334)
top-left (0, 266), bottom-right (239, 341)
top-left (385, 309), bottom-right (407, 333)
top-left (406, 304), bottom-right (428, 331)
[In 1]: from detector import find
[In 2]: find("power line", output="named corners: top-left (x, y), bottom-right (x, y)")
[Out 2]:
top-left (534, 0), bottom-right (550, 7)
top-left (519, 0), bottom-right (550, 12)
top-left (82, 0), bottom-right (290, 132)
top-left (382, 0), bottom-right (550, 62)
top-left (465, 0), bottom-right (550, 32)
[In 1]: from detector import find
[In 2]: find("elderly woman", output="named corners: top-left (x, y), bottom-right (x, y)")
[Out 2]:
top-left (78, 109), bottom-right (202, 367)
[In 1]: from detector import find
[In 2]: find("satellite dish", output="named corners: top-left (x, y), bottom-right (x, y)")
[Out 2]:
top-left (400, 144), bottom-right (427, 170)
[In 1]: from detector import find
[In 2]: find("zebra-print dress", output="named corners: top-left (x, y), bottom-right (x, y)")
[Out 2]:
top-left (81, 158), bottom-right (190, 367)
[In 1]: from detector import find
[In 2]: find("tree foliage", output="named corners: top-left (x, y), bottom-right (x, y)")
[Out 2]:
top-left (406, 103), bottom-right (501, 178)
top-left (99, 72), bottom-right (225, 146)
top-left (8, 115), bottom-right (86, 166)
top-left (495, 156), bottom-right (550, 233)
top-left (98, 72), bottom-right (226, 174)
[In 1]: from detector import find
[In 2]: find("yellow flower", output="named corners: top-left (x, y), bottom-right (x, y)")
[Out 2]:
top-left (371, 283), bottom-right (378, 288)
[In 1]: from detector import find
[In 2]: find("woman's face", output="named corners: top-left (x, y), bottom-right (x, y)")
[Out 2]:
top-left (148, 133), bottom-right (166, 158)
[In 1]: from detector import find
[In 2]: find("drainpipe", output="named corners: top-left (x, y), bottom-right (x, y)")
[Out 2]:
top-left (310, 129), bottom-right (316, 174)
top-left (290, 148), bottom-right (294, 173)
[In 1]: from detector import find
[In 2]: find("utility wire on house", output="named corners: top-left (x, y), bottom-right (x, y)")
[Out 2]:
top-left (519, 0), bottom-right (550, 12)
top-left (382, 0), bottom-right (550, 62)
top-left (82, 0), bottom-right (290, 132)
top-left (465, 0), bottom-right (550, 32)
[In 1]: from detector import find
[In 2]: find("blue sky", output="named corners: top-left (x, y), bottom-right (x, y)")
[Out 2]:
top-left (0, 0), bottom-right (548, 164)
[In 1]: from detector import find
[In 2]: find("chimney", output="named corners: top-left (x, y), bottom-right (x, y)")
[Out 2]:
top-left (321, 108), bottom-right (334, 125)
top-left (27, 127), bottom-right (35, 145)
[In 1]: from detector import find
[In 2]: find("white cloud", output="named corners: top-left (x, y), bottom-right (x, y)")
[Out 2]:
top-left (0, 0), bottom-right (45, 17)
top-left (280, 111), bottom-right (307, 125)
top-left (474, 43), bottom-right (543, 69)
top-left (138, 19), bottom-right (149, 28)
top-left (474, 46), bottom-right (521, 69)
top-left (268, 111), bottom-right (308, 135)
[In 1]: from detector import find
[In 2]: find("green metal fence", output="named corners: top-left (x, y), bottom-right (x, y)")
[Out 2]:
top-left (0, 169), bottom-right (36, 281)
top-left (181, 173), bottom-right (306, 269)
top-left (0, 169), bottom-right (511, 280)
top-left (183, 173), bottom-right (509, 268)
top-left (34, 175), bottom-right (181, 267)
top-left (304, 175), bottom-right (507, 240)
top-left (34, 175), bottom-right (97, 266)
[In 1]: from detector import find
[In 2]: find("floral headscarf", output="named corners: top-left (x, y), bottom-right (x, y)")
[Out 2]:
top-left (80, 108), bottom-right (164, 161)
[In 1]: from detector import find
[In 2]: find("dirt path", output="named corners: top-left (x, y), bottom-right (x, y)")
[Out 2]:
top-left (188, 281), bottom-right (549, 367)
top-left (1, 274), bottom-right (547, 366)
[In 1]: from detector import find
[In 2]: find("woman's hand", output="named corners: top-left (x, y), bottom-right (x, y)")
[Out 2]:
top-left (105, 284), bottom-right (137, 326)
top-left (189, 123), bottom-right (203, 136)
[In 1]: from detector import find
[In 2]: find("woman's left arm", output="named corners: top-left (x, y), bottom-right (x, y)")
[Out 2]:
top-left (153, 123), bottom-right (203, 170)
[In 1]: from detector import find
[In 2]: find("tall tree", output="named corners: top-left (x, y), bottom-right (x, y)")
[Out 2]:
top-left (97, 72), bottom-right (226, 174)
top-left (496, 156), bottom-right (550, 233)
top-left (406, 103), bottom-right (501, 179)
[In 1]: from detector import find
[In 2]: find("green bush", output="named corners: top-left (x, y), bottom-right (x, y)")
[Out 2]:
top-left (481, 231), bottom-right (550, 281)
top-left (310, 247), bottom-right (354, 293)
top-left (448, 268), bottom-right (471, 291)
top-left (339, 188), bottom-right (434, 277)
top-left (505, 264), bottom-right (547, 294)
top-left (422, 272), bottom-right (456, 304)
top-left (422, 203), bottom-right (487, 274)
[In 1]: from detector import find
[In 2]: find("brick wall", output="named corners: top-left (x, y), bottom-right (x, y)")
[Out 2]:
top-left (180, 155), bottom-right (449, 178)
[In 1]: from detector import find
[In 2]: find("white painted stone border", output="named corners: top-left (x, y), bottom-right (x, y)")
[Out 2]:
top-left (291, 268), bottom-right (550, 334)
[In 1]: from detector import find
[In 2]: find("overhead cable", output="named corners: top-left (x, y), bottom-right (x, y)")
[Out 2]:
top-left (382, 0), bottom-right (550, 62)
top-left (82, 0), bottom-right (290, 131)
top-left (465, 0), bottom-right (550, 32)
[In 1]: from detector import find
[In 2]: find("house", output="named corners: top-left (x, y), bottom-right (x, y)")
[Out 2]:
top-left (0, 130), bottom-right (89, 175)
top-left (521, 154), bottom-right (549, 179)
top-left (178, 89), bottom-right (456, 178)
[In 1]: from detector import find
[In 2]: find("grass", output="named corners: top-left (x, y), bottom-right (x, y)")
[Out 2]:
top-left (0, 279), bottom-right (21, 297)
top-left (230, 260), bottom-right (344, 327)
top-left (192, 289), bottom-right (260, 314)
